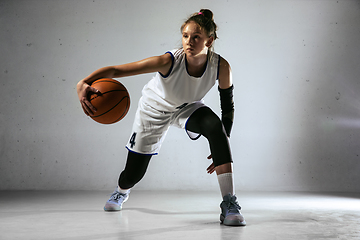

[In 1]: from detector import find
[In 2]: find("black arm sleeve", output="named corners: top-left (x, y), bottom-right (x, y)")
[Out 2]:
top-left (218, 85), bottom-right (234, 137)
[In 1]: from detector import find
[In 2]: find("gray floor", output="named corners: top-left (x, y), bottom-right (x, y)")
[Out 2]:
top-left (1, 191), bottom-right (360, 240)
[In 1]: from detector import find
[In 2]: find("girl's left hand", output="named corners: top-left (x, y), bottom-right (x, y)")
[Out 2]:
top-left (206, 154), bottom-right (216, 174)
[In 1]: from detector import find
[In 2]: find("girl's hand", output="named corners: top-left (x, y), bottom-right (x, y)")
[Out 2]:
top-left (206, 154), bottom-right (216, 174)
top-left (76, 80), bottom-right (99, 116)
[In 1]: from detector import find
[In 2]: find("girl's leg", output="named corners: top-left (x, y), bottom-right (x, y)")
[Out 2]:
top-left (186, 106), bottom-right (234, 196)
top-left (104, 151), bottom-right (152, 211)
top-left (186, 107), bottom-right (246, 226)
top-left (118, 150), bottom-right (152, 189)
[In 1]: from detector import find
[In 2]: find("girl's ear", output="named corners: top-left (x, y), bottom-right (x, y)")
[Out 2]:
top-left (206, 36), bottom-right (214, 48)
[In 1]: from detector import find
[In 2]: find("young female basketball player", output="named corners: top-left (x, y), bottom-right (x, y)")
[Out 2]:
top-left (77, 9), bottom-right (246, 226)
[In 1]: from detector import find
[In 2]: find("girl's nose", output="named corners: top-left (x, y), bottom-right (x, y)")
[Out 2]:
top-left (188, 37), bottom-right (193, 45)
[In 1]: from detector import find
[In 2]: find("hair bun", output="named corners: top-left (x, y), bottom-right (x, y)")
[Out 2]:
top-left (199, 9), bottom-right (214, 21)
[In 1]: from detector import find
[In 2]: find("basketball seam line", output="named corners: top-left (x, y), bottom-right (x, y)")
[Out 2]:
top-left (91, 96), bottom-right (129, 119)
top-left (90, 89), bottom-right (127, 101)
top-left (110, 100), bottom-right (130, 123)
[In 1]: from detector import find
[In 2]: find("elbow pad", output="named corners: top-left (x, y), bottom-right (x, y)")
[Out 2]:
top-left (218, 85), bottom-right (234, 137)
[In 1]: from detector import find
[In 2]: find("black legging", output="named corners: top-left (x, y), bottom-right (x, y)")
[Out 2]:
top-left (186, 106), bottom-right (233, 167)
top-left (118, 106), bottom-right (232, 189)
top-left (118, 150), bottom-right (152, 189)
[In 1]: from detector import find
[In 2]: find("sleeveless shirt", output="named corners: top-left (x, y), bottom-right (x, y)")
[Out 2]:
top-left (141, 48), bottom-right (220, 112)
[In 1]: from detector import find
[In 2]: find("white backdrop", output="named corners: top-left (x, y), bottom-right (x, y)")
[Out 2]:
top-left (1, 0), bottom-right (360, 192)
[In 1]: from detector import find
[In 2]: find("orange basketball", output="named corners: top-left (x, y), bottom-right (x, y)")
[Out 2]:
top-left (89, 78), bottom-right (130, 124)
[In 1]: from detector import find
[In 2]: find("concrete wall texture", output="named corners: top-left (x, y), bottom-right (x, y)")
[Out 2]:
top-left (1, 0), bottom-right (360, 192)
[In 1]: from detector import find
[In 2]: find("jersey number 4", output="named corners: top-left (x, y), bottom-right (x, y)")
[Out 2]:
top-left (129, 132), bottom-right (137, 148)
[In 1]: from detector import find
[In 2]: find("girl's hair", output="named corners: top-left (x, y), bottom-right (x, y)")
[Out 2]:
top-left (181, 9), bottom-right (218, 50)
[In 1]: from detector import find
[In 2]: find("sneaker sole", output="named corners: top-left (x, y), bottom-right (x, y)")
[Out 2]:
top-left (220, 214), bottom-right (247, 226)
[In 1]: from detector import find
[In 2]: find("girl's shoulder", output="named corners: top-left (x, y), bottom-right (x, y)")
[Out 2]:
top-left (170, 48), bottom-right (185, 61)
top-left (208, 50), bottom-right (220, 64)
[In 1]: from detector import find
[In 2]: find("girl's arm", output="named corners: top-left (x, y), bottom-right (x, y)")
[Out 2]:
top-left (77, 53), bottom-right (173, 116)
top-left (218, 57), bottom-right (233, 89)
top-left (218, 57), bottom-right (235, 137)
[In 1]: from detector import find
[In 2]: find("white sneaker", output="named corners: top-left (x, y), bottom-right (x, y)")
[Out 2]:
top-left (104, 188), bottom-right (130, 211)
top-left (220, 194), bottom-right (246, 226)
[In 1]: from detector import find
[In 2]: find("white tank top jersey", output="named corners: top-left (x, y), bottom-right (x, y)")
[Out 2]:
top-left (141, 48), bottom-right (221, 112)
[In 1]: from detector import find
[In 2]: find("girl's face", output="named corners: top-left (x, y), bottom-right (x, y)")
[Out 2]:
top-left (182, 21), bottom-right (213, 58)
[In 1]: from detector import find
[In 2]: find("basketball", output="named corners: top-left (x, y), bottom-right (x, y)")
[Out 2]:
top-left (89, 78), bottom-right (130, 124)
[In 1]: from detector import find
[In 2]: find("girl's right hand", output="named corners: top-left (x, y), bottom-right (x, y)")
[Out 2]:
top-left (206, 154), bottom-right (216, 174)
top-left (76, 80), bottom-right (100, 116)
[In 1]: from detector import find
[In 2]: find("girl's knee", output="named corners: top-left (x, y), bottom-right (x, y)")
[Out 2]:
top-left (202, 113), bottom-right (225, 137)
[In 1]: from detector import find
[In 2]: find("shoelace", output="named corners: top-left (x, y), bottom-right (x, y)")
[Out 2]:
top-left (226, 196), bottom-right (241, 213)
top-left (110, 191), bottom-right (126, 201)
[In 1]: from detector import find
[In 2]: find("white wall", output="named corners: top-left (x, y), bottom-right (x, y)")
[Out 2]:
top-left (1, 0), bottom-right (360, 192)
